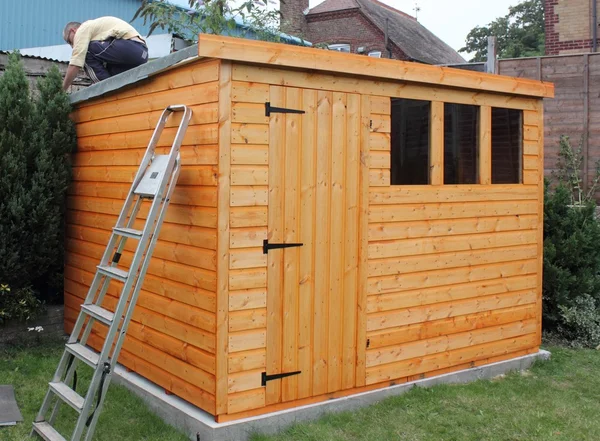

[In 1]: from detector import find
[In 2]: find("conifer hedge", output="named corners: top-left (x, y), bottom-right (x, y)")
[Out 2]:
top-left (0, 52), bottom-right (76, 308)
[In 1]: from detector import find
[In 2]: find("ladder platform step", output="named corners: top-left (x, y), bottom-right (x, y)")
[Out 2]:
top-left (49, 381), bottom-right (84, 413)
top-left (81, 304), bottom-right (114, 325)
top-left (113, 226), bottom-right (143, 238)
top-left (65, 343), bottom-right (99, 368)
top-left (32, 421), bottom-right (66, 441)
top-left (97, 265), bottom-right (128, 282)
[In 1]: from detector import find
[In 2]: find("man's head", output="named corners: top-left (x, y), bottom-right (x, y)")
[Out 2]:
top-left (63, 22), bottom-right (81, 46)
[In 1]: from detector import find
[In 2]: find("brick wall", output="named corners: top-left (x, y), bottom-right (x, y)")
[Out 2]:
top-left (546, 0), bottom-right (598, 55)
top-left (280, 0), bottom-right (309, 37)
top-left (306, 10), bottom-right (406, 59)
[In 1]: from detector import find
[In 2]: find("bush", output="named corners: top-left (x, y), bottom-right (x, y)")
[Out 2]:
top-left (0, 52), bottom-right (76, 307)
top-left (543, 136), bottom-right (600, 347)
top-left (0, 284), bottom-right (41, 324)
top-left (557, 295), bottom-right (600, 348)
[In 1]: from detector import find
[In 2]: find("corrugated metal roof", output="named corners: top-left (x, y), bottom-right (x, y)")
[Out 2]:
top-left (0, 50), bottom-right (68, 63)
top-left (0, 0), bottom-right (154, 51)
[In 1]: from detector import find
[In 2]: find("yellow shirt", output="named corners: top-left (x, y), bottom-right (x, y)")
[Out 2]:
top-left (70, 16), bottom-right (145, 67)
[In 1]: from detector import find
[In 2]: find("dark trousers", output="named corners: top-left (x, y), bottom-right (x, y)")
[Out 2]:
top-left (84, 38), bottom-right (149, 83)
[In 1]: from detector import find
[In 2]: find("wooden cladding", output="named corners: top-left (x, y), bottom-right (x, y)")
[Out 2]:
top-left (69, 53), bottom-right (546, 422)
top-left (67, 60), bottom-right (221, 415)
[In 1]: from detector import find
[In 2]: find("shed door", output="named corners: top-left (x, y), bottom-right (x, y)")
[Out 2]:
top-left (265, 86), bottom-right (362, 405)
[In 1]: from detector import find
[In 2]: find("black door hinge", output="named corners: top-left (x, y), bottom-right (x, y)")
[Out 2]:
top-left (265, 102), bottom-right (306, 117)
top-left (366, 338), bottom-right (371, 348)
top-left (262, 370), bottom-right (302, 386)
top-left (263, 239), bottom-right (303, 254)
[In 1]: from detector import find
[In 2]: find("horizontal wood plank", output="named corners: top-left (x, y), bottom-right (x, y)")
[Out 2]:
top-left (365, 333), bottom-right (538, 384)
top-left (368, 230), bottom-right (537, 259)
top-left (231, 145), bottom-right (269, 165)
top-left (228, 349), bottom-right (266, 373)
top-left (231, 64), bottom-right (548, 108)
top-left (230, 227), bottom-right (268, 249)
top-left (367, 289), bottom-right (537, 331)
top-left (229, 308), bottom-right (267, 332)
top-left (369, 185), bottom-right (538, 205)
top-left (367, 319), bottom-right (537, 367)
top-left (229, 289), bottom-right (267, 311)
top-left (368, 259), bottom-right (537, 295)
top-left (367, 304), bottom-right (537, 349)
top-left (368, 245), bottom-right (537, 278)
top-left (230, 207), bottom-right (268, 227)
top-left (369, 201), bottom-right (538, 223)
top-left (368, 215), bottom-right (538, 241)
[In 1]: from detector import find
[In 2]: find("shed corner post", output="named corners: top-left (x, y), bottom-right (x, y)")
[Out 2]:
top-left (216, 59), bottom-right (233, 417)
top-left (536, 99), bottom-right (544, 347)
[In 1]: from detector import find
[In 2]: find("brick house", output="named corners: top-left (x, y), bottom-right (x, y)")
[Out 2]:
top-left (281, 0), bottom-right (464, 65)
top-left (546, 0), bottom-right (600, 55)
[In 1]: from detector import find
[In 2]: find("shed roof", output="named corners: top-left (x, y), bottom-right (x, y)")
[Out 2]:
top-left (70, 34), bottom-right (554, 105)
top-left (307, 0), bottom-right (464, 65)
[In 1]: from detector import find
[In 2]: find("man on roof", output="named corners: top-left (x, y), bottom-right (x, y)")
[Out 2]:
top-left (62, 16), bottom-right (149, 90)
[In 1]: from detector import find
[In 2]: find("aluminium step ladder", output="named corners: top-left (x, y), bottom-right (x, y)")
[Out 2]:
top-left (32, 105), bottom-right (192, 441)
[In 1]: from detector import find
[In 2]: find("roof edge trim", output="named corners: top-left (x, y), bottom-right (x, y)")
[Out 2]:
top-left (69, 44), bottom-right (200, 105)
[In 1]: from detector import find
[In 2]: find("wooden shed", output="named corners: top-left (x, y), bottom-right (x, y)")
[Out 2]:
top-left (65, 34), bottom-right (554, 422)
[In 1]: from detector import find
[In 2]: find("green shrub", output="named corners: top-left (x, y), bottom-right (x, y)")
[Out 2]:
top-left (0, 284), bottom-right (42, 324)
top-left (543, 135), bottom-right (600, 347)
top-left (0, 52), bottom-right (76, 306)
top-left (557, 294), bottom-right (600, 348)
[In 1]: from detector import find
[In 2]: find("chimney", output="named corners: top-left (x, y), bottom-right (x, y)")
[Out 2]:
top-left (280, 0), bottom-right (309, 37)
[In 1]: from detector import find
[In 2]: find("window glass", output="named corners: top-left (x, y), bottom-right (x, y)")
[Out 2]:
top-left (368, 51), bottom-right (382, 58)
top-left (492, 108), bottom-right (523, 184)
top-left (390, 98), bottom-right (431, 185)
top-left (444, 103), bottom-right (479, 184)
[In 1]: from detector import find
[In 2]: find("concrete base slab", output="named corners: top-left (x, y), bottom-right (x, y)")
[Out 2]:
top-left (112, 350), bottom-right (551, 441)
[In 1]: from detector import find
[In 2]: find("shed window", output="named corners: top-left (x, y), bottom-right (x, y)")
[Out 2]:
top-left (492, 108), bottom-right (523, 184)
top-left (390, 98), bottom-right (431, 185)
top-left (444, 103), bottom-right (479, 184)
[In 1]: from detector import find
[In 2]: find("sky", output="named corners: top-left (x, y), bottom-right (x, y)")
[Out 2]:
top-left (169, 0), bottom-right (524, 56)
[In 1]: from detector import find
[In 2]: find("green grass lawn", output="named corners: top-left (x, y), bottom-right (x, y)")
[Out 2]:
top-left (0, 339), bottom-right (188, 441)
top-left (2, 340), bottom-right (599, 441)
top-left (251, 347), bottom-right (600, 441)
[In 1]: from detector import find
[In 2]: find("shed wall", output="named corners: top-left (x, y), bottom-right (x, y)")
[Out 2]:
top-left (67, 59), bottom-right (221, 414)
top-left (219, 62), bottom-right (543, 420)
top-left (364, 100), bottom-right (543, 385)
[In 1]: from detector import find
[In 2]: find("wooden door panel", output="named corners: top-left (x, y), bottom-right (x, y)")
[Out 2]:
top-left (266, 86), bottom-right (362, 406)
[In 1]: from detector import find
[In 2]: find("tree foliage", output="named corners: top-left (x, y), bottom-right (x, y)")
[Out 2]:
top-left (0, 52), bottom-right (76, 304)
top-left (459, 0), bottom-right (545, 62)
top-left (132, 0), bottom-right (284, 43)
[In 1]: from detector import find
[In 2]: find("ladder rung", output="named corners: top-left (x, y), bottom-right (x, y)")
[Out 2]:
top-left (32, 421), bottom-right (66, 441)
top-left (113, 227), bottom-right (143, 239)
top-left (65, 343), bottom-right (99, 368)
top-left (49, 382), bottom-right (84, 413)
top-left (97, 265), bottom-right (128, 282)
top-left (81, 304), bottom-right (114, 326)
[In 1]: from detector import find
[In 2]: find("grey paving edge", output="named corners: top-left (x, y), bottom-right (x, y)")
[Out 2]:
top-left (69, 44), bottom-right (200, 105)
top-left (111, 350), bottom-right (551, 441)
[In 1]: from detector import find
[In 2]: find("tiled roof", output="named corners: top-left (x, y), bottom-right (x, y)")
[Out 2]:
top-left (308, 0), bottom-right (464, 65)
top-left (308, 0), bottom-right (360, 15)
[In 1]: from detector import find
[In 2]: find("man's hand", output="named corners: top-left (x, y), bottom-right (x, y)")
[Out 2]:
top-left (63, 65), bottom-right (81, 91)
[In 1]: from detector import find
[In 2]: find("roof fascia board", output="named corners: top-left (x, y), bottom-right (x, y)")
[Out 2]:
top-left (196, 34), bottom-right (554, 98)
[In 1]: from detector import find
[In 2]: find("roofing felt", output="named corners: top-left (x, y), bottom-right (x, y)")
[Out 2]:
top-left (308, 0), bottom-right (464, 65)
